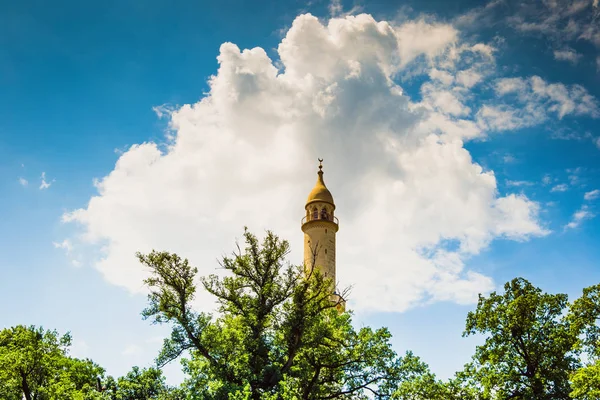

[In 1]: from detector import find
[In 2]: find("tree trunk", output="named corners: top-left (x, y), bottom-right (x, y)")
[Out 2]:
top-left (20, 372), bottom-right (32, 400)
top-left (531, 378), bottom-right (545, 399)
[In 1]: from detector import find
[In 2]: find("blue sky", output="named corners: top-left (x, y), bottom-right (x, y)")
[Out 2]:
top-left (1, 0), bottom-right (600, 384)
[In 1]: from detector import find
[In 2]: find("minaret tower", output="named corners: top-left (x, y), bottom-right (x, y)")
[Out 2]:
top-left (301, 159), bottom-right (340, 295)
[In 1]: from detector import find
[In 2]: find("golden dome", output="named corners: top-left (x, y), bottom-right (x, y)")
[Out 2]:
top-left (306, 160), bottom-right (335, 207)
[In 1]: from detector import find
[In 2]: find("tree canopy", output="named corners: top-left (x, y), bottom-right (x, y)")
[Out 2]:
top-left (2, 229), bottom-right (600, 399)
top-left (0, 325), bottom-right (104, 400)
top-left (138, 228), bottom-right (404, 399)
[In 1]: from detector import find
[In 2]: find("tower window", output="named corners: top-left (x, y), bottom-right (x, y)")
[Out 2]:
top-left (312, 208), bottom-right (318, 220)
top-left (325, 229), bottom-right (327, 234)
top-left (325, 249), bottom-right (327, 254)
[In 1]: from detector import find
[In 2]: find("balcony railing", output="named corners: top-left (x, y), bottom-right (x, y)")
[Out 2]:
top-left (301, 215), bottom-right (339, 226)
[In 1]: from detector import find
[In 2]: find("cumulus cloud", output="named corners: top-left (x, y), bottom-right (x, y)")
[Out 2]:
top-left (506, 180), bottom-right (534, 187)
top-left (429, 68), bottom-right (454, 85)
top-left (63, 13), bottom-right (549, 313)
top-left (494, 76), bottom-right (599, 119)
top-left (456, 1), bottom-right (599, 71)
top-left (475, 75), bottom-right (599, 135)
top-left (456, 69), bottom-right (483, 88)
top-left (503, 154), bottom-right (516, 163)
top-left (584, 189), bottom-right (600, 200)
top-left (53, 239), bottom-right (73, 254)
top-left (553, 48), bottom-right (582, 64)
top-left (476, 105), bottom-right (541, 131)
top-left (18, 177), bottom-right (28, 186)
top-left (551, 127), bottom-right (594, 141)
top-left (565, 205), bottom-right (595, 230)
top-left (551, 183), bottom-right (569, 192)
top-left (53, 239), bottom-right (83, 267)
top-left (421, 82), bottom-right (471, 116)
top-left (39, 172), bottom-right (54, 190)
top-left (505, 0), bottom-right (600, 49)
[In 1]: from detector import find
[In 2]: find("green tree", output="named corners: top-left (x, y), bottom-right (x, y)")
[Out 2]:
top-left (391, 351), bottom-right (448, 399)
top-left (568, 284), bottom-right (600, 399)
top-left (0, 325), bottom-right (104, 400)
top-left (102, 366), bottom-right (184, 400)
top-left (138, 228), bottom-right (405, 399)
top-left (391, 352), bottom-right (488, 400)
top-left (462, 278), bottom-right (580, 399)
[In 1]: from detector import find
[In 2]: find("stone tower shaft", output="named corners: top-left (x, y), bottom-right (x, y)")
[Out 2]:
top-left (301, 160), bottom-right (339, 291)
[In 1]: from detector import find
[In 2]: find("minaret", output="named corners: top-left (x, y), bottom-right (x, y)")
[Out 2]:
top-left (301, 159), bottom-right (343, 308)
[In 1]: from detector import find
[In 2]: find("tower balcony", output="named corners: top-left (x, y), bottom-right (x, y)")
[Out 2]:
top-left (301, 215), bottom-right (339, 227)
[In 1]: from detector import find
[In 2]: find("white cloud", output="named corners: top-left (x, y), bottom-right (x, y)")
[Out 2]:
top-left (455, 0), bottom-right (599, 76)
top-left (551, 128), bottom-right (593, 141)
top-left (53, 239), bottom-right (73, 254)
top-left (394, 19), bottom-right (458, 67)
top-left (39, 172), bottom-right (54, 190)
top-left (470, 43), bottom-right (495, 58)
top-left (565, 205), bottom-right (595, 229)
top-left (53, 239), bottom-right (83, 267)
top-left (495, 77), bottom-right (528, 95)
top-left (494, 76), bottom-right (599, 120)
top-left (551, 183), bottom-right (569, 192)
top-left (18, 177), bottom-right (28, 186)
top-left (327, 0), bottom-right (363, 18)
top-left (493, 194), bottom-right (549, 241)
top-left (596, 137), bottom-right (600, 149)
top-left (476, 104), bottom-right (543, 131)
top-left (63, 13), bottom-right (549, 313)
top-left (503, 154), bottom-right (516, 163)
top-left (542, 174), bottom-right (553, 185)
top-left (506, 180), bottom-right (534, 187)
top-left (453, 0), bottom-right (504, 29)
top-left (553, 48), bottom-right (582, 64)
top-left (531, 76), bottom-right (599, 118)
top-left (568, 174), bottom-right (580, 186)
top-left (505, 0), bottom-right (600, 50)
top-left (329, 0), bottom-right (343, 17)
top-left (421, 83), bottom-right (471, 116)
top-left (456, 69), bottom-right (483, 88)
top-left (429, 68), bottom-right (454, 85)
top-left (584, 189), bottom-right (600, 200)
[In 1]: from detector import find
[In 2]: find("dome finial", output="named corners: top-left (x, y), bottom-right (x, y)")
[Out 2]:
top-left (306, 158), bottom-right (334, 206)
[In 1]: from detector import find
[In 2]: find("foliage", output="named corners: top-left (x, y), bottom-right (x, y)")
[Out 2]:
top-left (568, 284), bottom-right (600, 399)
top-left (102, 366), bottom-right (184, 400)
top-left (0, 325), bottom-right (104, 400)
top-left (5, 229), bottom-right (600, 399)
top-left (391, 353), bottom-right (488, 400)
top-left (463, 278), bottom-right (580, 399)
top-left (570, 362), bottom-right (600, 400)
top-left (138, 228), bottom-right (405, 399)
